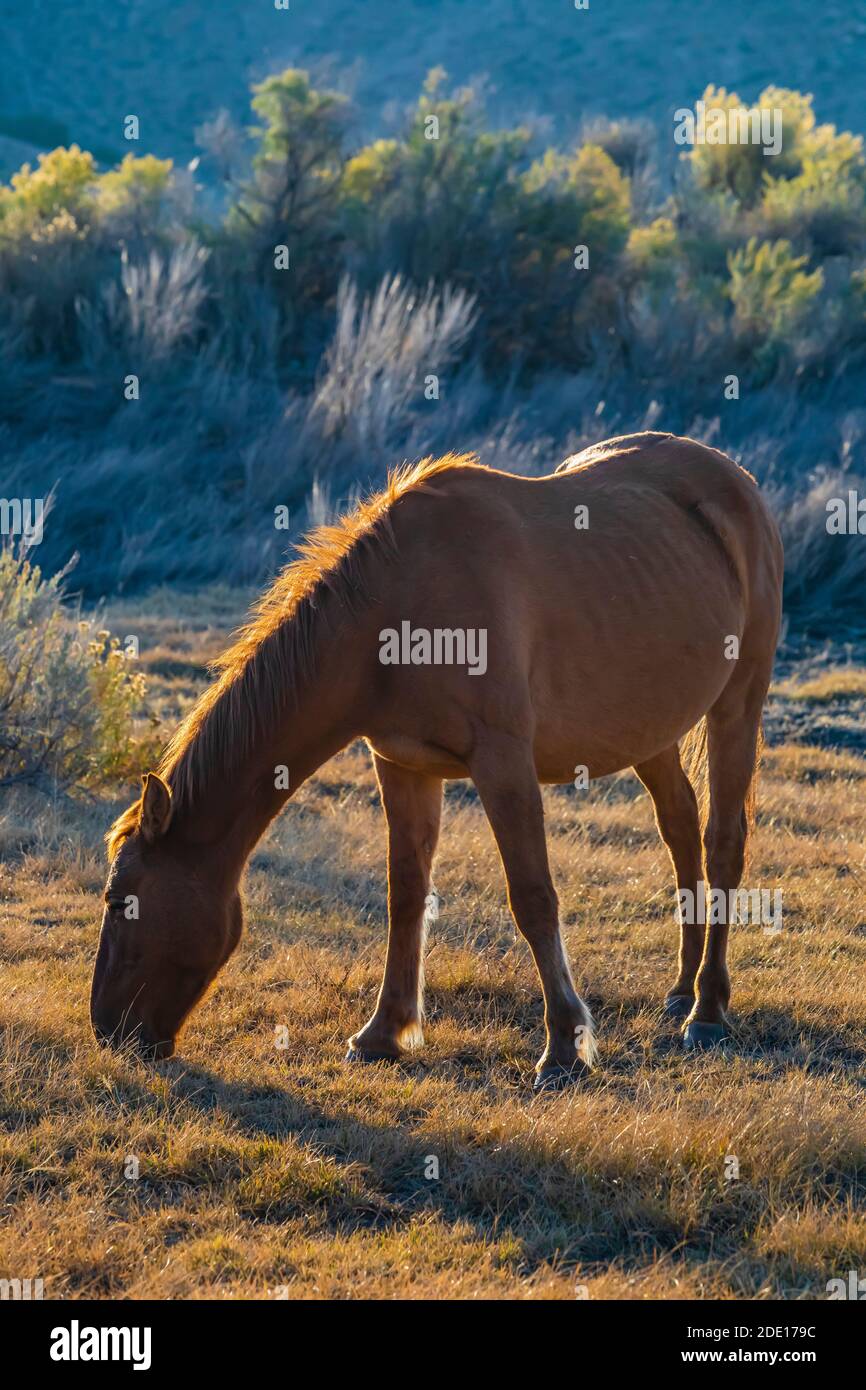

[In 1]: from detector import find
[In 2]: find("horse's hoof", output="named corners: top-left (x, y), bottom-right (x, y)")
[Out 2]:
top-left (664, 994), bottom-right (694, 1020)
top-left (533, 1060), bottom-right (590, 1092)
top-left (682, 1021), bottom-right (729, 1052)
top-left (344, 1046), bottom-right (400, 1065)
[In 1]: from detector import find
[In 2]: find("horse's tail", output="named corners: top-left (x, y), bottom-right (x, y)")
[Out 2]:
top-left (681, 716), bottom-right (709, 832)
top-left (680, 714), bottom-right (763, 872)
top-left (743, 720), bottom-right (764, 874)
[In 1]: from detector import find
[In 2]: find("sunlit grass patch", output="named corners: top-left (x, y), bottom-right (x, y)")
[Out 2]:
top-left (773, 667), bottom-right (866, 703)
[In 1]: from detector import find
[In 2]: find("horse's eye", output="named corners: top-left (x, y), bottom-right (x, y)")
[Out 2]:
top-left (105, 898), bottom-right (127, 912)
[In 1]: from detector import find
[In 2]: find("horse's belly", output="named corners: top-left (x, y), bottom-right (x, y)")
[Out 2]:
top-left (530, 627), bottom-right (737, 781)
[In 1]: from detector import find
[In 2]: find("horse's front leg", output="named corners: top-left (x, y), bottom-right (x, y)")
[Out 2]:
top-left (469, 735), bottom-right (595, 1090)
top-left (346, 756), bottom-right (442, 1062)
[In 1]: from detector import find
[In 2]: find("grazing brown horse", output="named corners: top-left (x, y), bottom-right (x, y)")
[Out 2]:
top-left (92, 432), bottom-right (783, 1087)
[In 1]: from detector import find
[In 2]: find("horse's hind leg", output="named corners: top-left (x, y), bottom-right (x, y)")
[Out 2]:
top-left (469, 735), bottom-right (595, 1090)
top-left (683, 674), bottom-right (767, 1051)
top-left (634, 745), bottom-right (703, 1020)
top-left (347, 756), bottom-right (442, 1062)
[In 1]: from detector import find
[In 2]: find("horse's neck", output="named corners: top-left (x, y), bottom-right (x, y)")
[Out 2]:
top-left (172, 637), bottom-right (365, 881)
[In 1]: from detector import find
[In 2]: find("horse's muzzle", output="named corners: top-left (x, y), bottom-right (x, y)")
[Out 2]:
top-left (92, 1019), bottom-right (175, 1060)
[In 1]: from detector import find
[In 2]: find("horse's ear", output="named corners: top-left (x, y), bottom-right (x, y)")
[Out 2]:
top-left (140, 773), bottom-right (173, 843)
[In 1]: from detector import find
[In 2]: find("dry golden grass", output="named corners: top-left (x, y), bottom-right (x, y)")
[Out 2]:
top-left (0, 592), bottom-right (864, 1300)
top-left (772, 667), bottom-right (866, 704)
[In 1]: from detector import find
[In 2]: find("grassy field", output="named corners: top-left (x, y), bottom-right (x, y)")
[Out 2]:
top-left (1, 589), bottom-right (864, 1300)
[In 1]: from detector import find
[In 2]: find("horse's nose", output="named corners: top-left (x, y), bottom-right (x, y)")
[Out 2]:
top-left (91, 1011), bottom-right (174, 1060)
top-left (131, 1031), bottom-right (175, 1061)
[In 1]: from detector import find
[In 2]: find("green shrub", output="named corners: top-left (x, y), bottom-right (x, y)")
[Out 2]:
top-left (520, 143), bottom-right (631, 255)
top-left (686, 85), bottom-right (815, 207)
top-left (759, 127), bottom-right (866, 256)
top-left (727, 236), bottom-right (824, 370)
top-left (0, 145), bottom-right (98, 232)
top-left (513, 143), bottom-right (631, 360)
top-left (0, 147), bottom-right (174, 359)
top-left (0, 547), bottom-right (153, 790)
top-left (622, 216), bottom-right (686, 335)
top-left (682, 85), bottom-right (866, 258)
top-left (227, 68), bottom-right (348, 318)
top-left (340, 69), bottom-right (530, 333)
top-left (579, 116), bottom-right (655, 178)
top-left (2, 73), bottom-right (866, 386)
top-left (342, 77), bottom-right (634, 365)
top-left (625, 216), bottom-right (678, 282)
top-left (0, 146), bottom-right (173, 242)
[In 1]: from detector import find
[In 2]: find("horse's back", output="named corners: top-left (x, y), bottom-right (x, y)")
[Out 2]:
top-left (553, 430), bottom-right (783, 609)
top-left (371, 433), bottom-right (782, 779)
top-left (555, 430), bottom-right (680, 474)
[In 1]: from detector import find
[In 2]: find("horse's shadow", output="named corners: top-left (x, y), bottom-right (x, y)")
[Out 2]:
top-left (166, 1056), bottom-right (684, 1271)
top-left (159, 984), bottom-right (862, 1293)
top-left (602, 994), bottom-right (866, 1081)
top-left (421, 982), bottom-right (866, 1082)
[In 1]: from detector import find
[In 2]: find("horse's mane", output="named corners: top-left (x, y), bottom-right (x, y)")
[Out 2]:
top-left (107, 452), bottom-right (479, 857)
